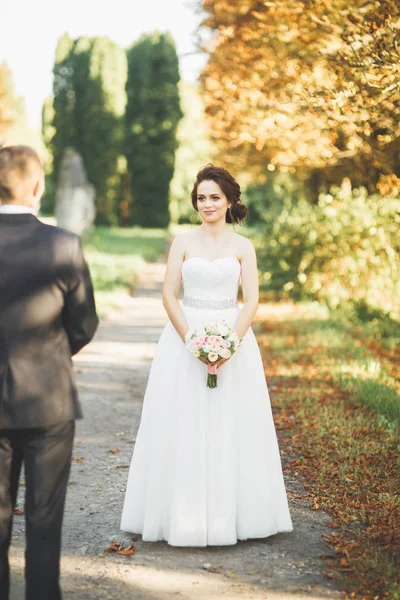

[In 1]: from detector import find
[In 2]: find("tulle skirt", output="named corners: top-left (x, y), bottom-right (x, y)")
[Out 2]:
top-left (120, 305), bottom-right (293, 546)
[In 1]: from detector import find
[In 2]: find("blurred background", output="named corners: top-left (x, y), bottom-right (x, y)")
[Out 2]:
top-left (2, 2), bottom-right (400, 596)
top-left (1, 0), bottom-right (399, 333)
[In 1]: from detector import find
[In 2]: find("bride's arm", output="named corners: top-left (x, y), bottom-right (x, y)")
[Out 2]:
top-left (162, 237), bottom-right (189, 343)
top-left (235, 239), bottom-right (259, 340)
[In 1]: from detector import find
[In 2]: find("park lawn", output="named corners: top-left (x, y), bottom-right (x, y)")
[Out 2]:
top-left (255, 302), bottom-right (400, 599)
top-left (83, 227), bottom-right (168, 316)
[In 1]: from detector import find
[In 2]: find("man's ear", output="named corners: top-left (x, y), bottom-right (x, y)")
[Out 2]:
top-left (33, 180), bottom-right (41, 198)
top-left (31, 177), bottom-right (45, 212)
top-left (33, 176), bottom-right (45, 199)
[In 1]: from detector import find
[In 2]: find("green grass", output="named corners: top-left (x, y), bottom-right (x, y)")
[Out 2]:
top-left (82, 227), bottom-right (168, 315)
top-left (259, 302), bottom-right (400, 429)
top-left (257, 301), bottom-right (400, 597)
top-left (338, 375), bottom-right (400, 428)
top-left (84, 227), bottom-right (167, 260)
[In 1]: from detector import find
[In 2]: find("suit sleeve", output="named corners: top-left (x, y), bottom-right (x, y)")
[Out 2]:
top-left (62, 237), bottom-right (99, 356)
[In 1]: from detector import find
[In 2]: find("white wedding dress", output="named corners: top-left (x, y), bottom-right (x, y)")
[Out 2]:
top-left (120, 257), bottom-right (293, 546)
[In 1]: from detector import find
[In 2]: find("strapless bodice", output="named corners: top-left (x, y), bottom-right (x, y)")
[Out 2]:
top-left (181, 257), bottom-right (240, 304)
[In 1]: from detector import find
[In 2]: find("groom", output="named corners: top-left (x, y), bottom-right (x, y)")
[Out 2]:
top-left (0, 145), bottom-right (99, 599)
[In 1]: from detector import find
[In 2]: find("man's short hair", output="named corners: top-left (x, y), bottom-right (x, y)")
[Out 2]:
top-left (0, 145), bottom-right (44, 202)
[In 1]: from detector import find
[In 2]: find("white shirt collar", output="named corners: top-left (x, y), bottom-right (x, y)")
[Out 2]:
top-left (0, 204), bottom-right (35, 215)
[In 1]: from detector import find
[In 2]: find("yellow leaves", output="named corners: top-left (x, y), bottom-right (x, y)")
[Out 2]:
top-left (199, 0), bottom-right (400, 178)
top-left (250, 10), bottom-right (268, 20)
top-left (377, 173), bottom-right (400, 197)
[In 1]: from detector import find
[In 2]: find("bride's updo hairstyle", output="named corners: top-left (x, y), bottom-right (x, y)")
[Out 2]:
top-left (191, 164), bottom-right (248, 224)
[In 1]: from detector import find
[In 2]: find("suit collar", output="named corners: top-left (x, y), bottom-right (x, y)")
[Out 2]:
top-left (0, 204), bottom-right (35, 215)
top-left (0, 213), bottom-right (40, 225)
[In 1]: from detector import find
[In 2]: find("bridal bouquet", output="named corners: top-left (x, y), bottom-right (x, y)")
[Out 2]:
top-left (185, 321), bottom-right (240, 388)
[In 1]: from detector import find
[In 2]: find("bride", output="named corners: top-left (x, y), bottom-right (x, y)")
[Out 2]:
top-left (120, 164), bottom-right (293, 546)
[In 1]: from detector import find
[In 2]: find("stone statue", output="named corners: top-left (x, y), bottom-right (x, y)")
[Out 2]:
top-left (55, 148), bottom-right (96, 236)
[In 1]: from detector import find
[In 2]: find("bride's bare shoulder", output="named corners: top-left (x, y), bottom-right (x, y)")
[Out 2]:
top-left (232, 231), bottom-right (255, 256)
top-left (169, 230), bottom-right (198, 256)
top-left (171, 230), bottom-right (198, 246)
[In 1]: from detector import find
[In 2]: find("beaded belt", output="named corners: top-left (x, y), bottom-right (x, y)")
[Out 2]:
top-left (182, 297), bottom-right (238, 310)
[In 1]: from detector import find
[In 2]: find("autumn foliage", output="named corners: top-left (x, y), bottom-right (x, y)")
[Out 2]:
top-left (199, 0), bottom-right (400, 189)
top-left (0, 62), bottom-right (28, 146)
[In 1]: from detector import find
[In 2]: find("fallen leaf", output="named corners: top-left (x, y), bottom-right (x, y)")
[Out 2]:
top-left (104, 540), bottom-right (136, 556)
top-left (117, 544), bottom-right (136, 556)
top-left (207, 568), bottom-right (221, 574)
top-left (225, 571), bottom-right (237, 579)
top-left (13, 508), bottom-right (24, 516)
top-left (108, 449), bottom-right (120, 454)
top-left (322, 570), bottom-right (335, 580)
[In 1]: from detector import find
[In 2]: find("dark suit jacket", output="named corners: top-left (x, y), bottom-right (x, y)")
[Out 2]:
top-left (0, 213), bottom-right (99, 429)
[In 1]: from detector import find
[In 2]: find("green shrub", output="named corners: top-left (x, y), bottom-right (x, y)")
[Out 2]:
top-left (256, 186), bottom-right (400, 320)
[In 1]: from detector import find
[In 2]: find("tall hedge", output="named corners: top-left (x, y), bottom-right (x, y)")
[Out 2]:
top-left (49, 34), bottom-right (127, 224)
top-left (125, 32), bottom-right (182, 227)
top-left (40, 97), bottom-right (56, 214)
top-left (51, 34), bottom-right (75, 184)
top-left (73, 37), bottom-right (127, 225)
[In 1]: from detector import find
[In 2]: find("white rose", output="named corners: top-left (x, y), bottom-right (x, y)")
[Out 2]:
top-left (219, 348), bottom-right (231, 359)
top-left (219, 325), bottom-right (229, 336)
top-left (208, 352), bottom-right (218, 362)
top-left (203, 344), bottom-right (212, 353)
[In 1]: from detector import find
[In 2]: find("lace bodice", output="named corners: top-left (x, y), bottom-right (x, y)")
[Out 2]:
top-left (181, 257), bottom-right (241, 304)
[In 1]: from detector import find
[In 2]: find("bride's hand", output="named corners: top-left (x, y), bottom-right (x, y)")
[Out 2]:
top-left (197, 357), bottom-right (227, 367)
top-left (196, 356), bottom-right (230, 368)
top-left (215, 356), bottom-right (230, 369)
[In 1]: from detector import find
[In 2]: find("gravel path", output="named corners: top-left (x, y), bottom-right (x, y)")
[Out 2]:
top-left (10, 261), bottom-right (341, 600)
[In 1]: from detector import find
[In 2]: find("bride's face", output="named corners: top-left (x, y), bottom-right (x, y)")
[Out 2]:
top-left (196, 180), bottom-right (230, 224)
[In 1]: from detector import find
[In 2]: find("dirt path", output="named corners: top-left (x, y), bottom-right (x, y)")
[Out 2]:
top-left (10, 261), bottom-right (341, 600)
